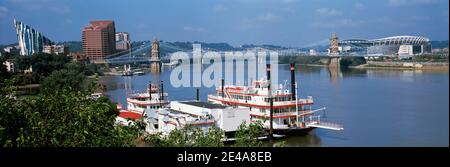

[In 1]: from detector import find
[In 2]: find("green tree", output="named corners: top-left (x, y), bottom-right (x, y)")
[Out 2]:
top-left (0, 53), bottom-right (14, 95)
top-left (14, 54), bottom-right (32, 71)
top-left (40, 69), bottom-right (87, 95)
top-left (30, 53), bottom-right (69, 76)
top-left (0, 88), bottom-right (142, 147)
top-left (0, 53), bottom-right (11, 84)
top-left (144, 125), bottom-right (225, 147)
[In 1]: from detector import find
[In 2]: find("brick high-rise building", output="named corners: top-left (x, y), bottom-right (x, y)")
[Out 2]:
top-left (82, 20), bottom-right (116, 61)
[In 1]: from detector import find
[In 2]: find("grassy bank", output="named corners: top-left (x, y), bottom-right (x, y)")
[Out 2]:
top-left (278, 56), bottom-right (367, 67)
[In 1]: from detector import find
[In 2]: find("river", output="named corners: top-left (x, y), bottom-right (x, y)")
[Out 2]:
top-left (99, 64), bottom-right (449, 147)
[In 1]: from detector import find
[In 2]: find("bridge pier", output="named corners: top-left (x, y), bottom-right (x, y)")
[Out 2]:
top-left (150, 61), bottom-right (161, 73)
top-left (328, 56), bottom-right (341, 68)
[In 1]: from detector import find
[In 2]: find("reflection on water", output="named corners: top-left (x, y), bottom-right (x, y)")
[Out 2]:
top-left (327, 66), bottom-right (342, 84)
top-left (100, 64), bottom-right (449, 147)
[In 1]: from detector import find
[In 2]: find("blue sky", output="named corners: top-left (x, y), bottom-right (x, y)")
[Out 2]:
top-left (0, 0), bottom-right (448, 47)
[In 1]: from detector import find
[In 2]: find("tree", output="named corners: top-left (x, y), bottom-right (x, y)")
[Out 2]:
top-left (0, 53), bottom-right (14, 95)
top-left (234, 121), bottom-right (264, 147)
top-left (0, 88), bottom-right (141, 147)
top-left (14, 54), bottom-right (32, 71)
top-left (144, 125), bottom-right (225, 147)
top-left (0, 53), bottom-right (11, 84)
top-left (40, 69), bottom-right (87, 95)
top-left (31, 53), bottom-right (69, 76)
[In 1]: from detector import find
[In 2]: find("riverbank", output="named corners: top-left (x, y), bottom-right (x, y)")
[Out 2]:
top-left (278, 55), bottom-right (449, 70)
top-left (352, 61), bottom-right (449, 70)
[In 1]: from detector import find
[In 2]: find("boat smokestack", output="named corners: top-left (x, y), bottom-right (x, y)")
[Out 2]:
top-left (290, 63), bottom-right (296, 100)
top-left (196, 88), bottom-right (200, 101)
top-left (160, 81), bottom-right (164, 101)
top-left (148, 81), bottom-right (152, 101)
top-left (221, 79), bottom-right (225, 98)
top-left (266, 64), bottom-right (273, 141)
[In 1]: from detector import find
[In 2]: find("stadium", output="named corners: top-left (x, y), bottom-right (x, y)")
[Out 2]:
top-left (339, 36), bottom-right (431, 58)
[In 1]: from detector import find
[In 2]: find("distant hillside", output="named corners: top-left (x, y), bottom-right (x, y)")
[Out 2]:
top-left (166, 41), bottom-right (237, 51)
top-left (297, 40), bottom-right (449, 52)
top-left (299, 45), bottom-right (329, 52)
top-left (133, 41), bottom-right (289, 52)
top-left (240, 44), bottom-right (288, 50)
top-left (430, 40), bottom-right (449, 49)
top-left (0, 43), bottom-right (17, 50)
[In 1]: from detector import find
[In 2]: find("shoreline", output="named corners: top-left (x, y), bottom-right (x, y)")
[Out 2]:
top-left (280, 62), bottom-right (449, 71)
top-left (351, 62), bottom-right (449, 71)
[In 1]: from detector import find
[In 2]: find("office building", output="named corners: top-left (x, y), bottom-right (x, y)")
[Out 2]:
top-left (14, 19), bottom-right (52, 56)
top-left (82, 20), bottom-right (116, 61)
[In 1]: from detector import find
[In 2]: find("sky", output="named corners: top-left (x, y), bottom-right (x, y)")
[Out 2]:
top-left (0, 0), bottom-right (448, 47)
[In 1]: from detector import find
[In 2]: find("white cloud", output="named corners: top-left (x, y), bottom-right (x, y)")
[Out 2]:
top-left (258, 13), bottom-right (281, 22)
top-left (236, 13), bottom-right (282, 31)
top-left (183, 26), bottom-right (206, 33)
top-left (0, 6), bottom-right (8, 13)
top-left (316, 8), bottom-right (342, 16)
top-left (281, 0), bottom-right (296, 4)
top-left (312, 18), bottom-right (363, 28)
top-left (355, 3), bottom-right (365, 10)
top-left (235, 18), bottom-right (261, 31)
top-left (212, 4), bottom-right (228, 12)
top-left (388, 0), bottom-right (441, 7)
top-left (410, 16), bottom-right (430, 21)
top-left (373, 16), bottom-right (392, 23)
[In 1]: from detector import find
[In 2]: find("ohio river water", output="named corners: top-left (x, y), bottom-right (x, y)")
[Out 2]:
top-left (100, 64), bottom-right (449, 147)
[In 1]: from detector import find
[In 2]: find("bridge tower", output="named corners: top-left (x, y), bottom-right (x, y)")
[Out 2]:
top-left (150, 38), bottom-right (161, 73)
top-left (328, 32), bottom-right (341, 68)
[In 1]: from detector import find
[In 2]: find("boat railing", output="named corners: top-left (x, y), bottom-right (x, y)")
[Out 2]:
top-left (307, 115), bottom-right (322, 123)
top-left (128, 92), bottom-right (169, 98)
top-left (272, 112), bottom-right (297, 116)
top-left (130, 98), bottom-right (169, 103)
top-left (271, 108), bottom-right (323, 117)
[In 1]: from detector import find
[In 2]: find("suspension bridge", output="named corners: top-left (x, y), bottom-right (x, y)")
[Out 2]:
top-left (104, 41), bottom-right (192, 64)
